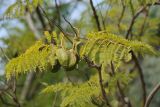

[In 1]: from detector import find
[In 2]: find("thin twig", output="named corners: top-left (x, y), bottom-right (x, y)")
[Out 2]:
top-left (126, 1), bottom-right (160, 39)
top-left (55, 0), bottom-right (61, 25)
top-left (0, 47), bottom-right (10, 61)
top-left (84, 56), bottom-right (111, 107)
top-left (124, 2), bottom-right (160, 105)
top-left (96, 0), bottom-right (106, 30)
top-left (126, 6), bottom-right (146, 39)
top-left (144, 82), bottom-right (160, 107)
top-left (131, 51), bottom-right (146, 106)
top-left (118, 0), bottom-right (126, 32)
top-left (39, 6), bottom-right (73, 44)
top-left (63, 16), bottom-right (78, 37)
top-left (110, 62), bottom-right (132, 107)
top-left (138, 8), bottom-right (149, 37)
top-left (36, 6), bottom-right (46, 29)
top-left (89, 0), bottom-right (101, 31)
top-left (97, 67), bottom-right (111, 107)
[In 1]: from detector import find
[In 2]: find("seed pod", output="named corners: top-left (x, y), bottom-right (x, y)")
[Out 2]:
top-left (56, 48), bottom-right (69, 67)
top-left (64, 49), bottom-right (79, 71)
top-left (50, 60), bottom-right (61, 73)
top-left (68, 49), bottom-right (77, 67)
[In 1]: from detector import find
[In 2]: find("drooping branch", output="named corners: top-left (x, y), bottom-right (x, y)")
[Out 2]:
top-left (131, 51), bottom-right (146, 106)
top-left (144, 82), bottom-right (160, 107)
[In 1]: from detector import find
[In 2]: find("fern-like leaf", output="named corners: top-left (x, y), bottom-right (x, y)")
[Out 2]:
top-left (80, 31), bottom-right (156, 70)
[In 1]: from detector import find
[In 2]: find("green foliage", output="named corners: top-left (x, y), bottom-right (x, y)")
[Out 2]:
top-left (107, 0), bottom-right (157, 6)
top-left (42, 70), bottom-right (135, 107)
top-left (4, 30), bottom-right (156, 106)
top-left (0, 31), bottom-right (36, 59)
top-left (80, 31), bottom-right (155, 70)
top-left (5, 31), bottom-right (78, 80)
top-left (42, 73), bottom-right (104, 107)
top-left (5, 0), bottom-right (43, 17)
top-left (5, 40), bottom-right (57, 80)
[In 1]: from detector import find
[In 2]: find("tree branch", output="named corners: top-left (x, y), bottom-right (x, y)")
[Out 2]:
top-left (126, 6), bottom-right (146, 39)
top-left (89, 0), bottom-right (101, 31)
top-left (84, 56), bottom-right (111, 107)
top-left (124, 2), bottom-right (160, 104)
top-left (126, 1), bottom-right (160, 39)
top-left (131, 51), bottom-right (146, 106)
top-left (118, 0), bottom-right (126, 32)
top-left (39, 6), bottom-right (73, 44)
top-left (110, 62), bottom-right (132, 107)
top-left (144, 82), bottom-right (160, 107)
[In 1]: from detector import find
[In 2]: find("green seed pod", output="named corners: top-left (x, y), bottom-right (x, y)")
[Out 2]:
top-left (68, 49), bottom-right (77, 67)
top-left (64, 49), bottom-right (79, 71)
top-left (56, 48), bottom-right (69, 67)
top-left (50, 60), bottom-right (61, 73)
top-left (47, 58), bottom-right (61, 73)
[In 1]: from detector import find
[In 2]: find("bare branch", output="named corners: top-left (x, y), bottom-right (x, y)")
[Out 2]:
top-left (144, 82), bottom-right (160, 107)
top-left (126, 6), bottom-right (146, 39)
top-left (89, 0), bottom-right (101, 31)
top-left (118, 0), bottom-right (126, 32)
top-left (63, 16), bottom-right (78, 37)
top-left (126, 1), bottom-right (160, 39)
top-left (39, 6), bottom-right (73, 44)
top-left (138, 8), bottom-right (149, 37)
top-left (131, 51), bottom-right (146, 106)
top-left (55, 0), bottom-right (61, 25)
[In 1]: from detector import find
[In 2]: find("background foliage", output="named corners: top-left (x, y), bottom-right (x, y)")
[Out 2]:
top-left (0, 0), bottom-right (160, 107)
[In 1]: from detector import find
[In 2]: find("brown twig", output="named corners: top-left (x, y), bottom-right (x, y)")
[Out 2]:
top-left (144, 82), bottom-right (160, 107)
top-left (97, 67), bottom-right (111, 107)
top-left (126, 1), bottom-right (160, 39)
top-left (96, 0), bottom-right (106, 30)
top-left (118, 0), bottom-right (126, 32)
top-left (126, 6), bottom-right (146, 39)
top-left (125, 1), bottom-right (160, 105)
top-left (36, 6), bottom-right (46, 29)
top-left (110, 62), bottom-right (132, 107)
top-left (84, 56), bottom-right (111, 107)
top-left (63, 16), bottom-right (78, 37)
top-left (131, 51), bottom-right (146, 106)
top-left (89, 0), bottom-right (101, 31)
top-left (55, 0), bottom-right (61, 25)
top-left (39, 6), bottom-right (73, 44)
top-left (138, 8), bottom-right (149, 37)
